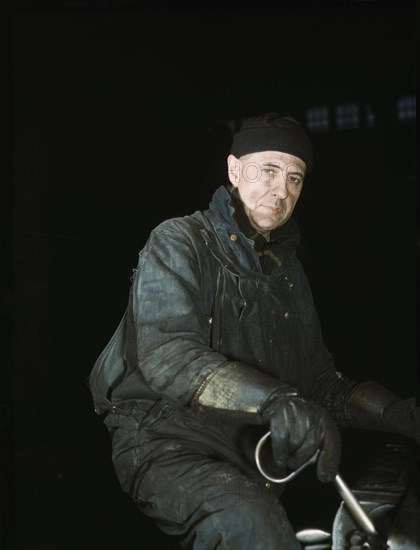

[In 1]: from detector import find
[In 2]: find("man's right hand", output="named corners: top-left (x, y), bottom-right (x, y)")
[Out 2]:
top-left (263, 396), bottom-right (341, 483)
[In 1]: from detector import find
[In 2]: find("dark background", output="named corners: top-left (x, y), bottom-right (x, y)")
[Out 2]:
top-left (4, 0), bottom-right (417, 548)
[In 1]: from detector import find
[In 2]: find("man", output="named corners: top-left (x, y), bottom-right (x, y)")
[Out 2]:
top-left (89, 113), bottom-right (418, 549)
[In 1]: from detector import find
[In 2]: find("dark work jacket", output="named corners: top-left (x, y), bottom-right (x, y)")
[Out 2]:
top-left (89, 185), bottom-right (355, 430)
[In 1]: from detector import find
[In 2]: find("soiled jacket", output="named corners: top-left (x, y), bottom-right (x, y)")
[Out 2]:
top-left (89, 185), bottom-right (355, 429)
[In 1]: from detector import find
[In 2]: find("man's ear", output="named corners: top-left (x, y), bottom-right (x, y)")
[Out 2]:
top-left (227, 154), bottom-right (240, 187)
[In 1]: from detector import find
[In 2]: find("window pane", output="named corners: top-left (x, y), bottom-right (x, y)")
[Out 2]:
top-left (397, 96), bottom-right (416, 121)
top-left (336, 103), bottom-right (359, 129)
top-left (306, 107), bottom-right (329, 132)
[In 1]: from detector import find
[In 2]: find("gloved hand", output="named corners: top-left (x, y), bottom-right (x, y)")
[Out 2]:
top-left (345, 382), bottom-right (420, 445)
top-left (263, 396), bottom-right (341, 483)
top-left (382, 398), bottom-right (420, 444)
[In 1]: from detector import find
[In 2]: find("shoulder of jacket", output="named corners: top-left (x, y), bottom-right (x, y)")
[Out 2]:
top-left (152, 212), bottom-right (208, 236)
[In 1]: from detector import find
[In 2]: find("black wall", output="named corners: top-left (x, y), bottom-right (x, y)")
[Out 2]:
top-left (7, 1), bottom-right (417, 548)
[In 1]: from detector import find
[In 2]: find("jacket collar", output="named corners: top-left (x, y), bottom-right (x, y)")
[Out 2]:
top-left (207, 185), bottom-right (301, 254)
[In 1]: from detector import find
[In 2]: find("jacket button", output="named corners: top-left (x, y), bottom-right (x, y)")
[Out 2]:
top-left (284, 312), bottom-right (290, 319)
top-left (230, 234), bottom-right (238, 241)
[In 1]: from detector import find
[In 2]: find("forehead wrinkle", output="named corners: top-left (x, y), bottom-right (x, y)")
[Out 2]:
top-left (237, 151), bottom-right (306, 181)
top-left (249, 151), bottom-right (304, 162)
top-left (261, 162), bottom-right (304, 176)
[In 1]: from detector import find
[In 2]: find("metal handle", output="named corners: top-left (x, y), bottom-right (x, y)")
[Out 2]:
top-left (255, 431), bottom-right (387, 547)
top-left (255, 430), bottom-right (319, 483)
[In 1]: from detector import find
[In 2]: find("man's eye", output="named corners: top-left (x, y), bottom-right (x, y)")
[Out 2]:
top-left (263, 168), bottom-right (275, 177)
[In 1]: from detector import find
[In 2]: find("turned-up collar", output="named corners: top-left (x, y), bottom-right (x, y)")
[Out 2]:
top-left (208, 185), bottom-right (300, 248)
top-left (206, 185), bottom-right (301, 274)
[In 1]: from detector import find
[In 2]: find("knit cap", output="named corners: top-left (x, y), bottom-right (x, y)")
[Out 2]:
top-left (230, 112), bottom-right (313, 172)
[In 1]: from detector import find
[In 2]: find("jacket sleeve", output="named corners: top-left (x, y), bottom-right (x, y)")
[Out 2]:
top-left (132, 220), bottom-right (227, 405)
top-left (294, 259), bottom-right (357, 426)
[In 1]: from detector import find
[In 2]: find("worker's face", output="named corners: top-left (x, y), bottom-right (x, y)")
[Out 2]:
top-left (227, 150), bottom-right (306, 236)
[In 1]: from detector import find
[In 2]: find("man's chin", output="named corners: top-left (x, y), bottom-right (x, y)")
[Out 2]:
top-left (251, 217), bottom-right (285, 233)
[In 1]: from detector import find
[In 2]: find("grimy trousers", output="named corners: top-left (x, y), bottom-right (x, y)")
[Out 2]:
top-left (104, 401), bottom-right (302, 550)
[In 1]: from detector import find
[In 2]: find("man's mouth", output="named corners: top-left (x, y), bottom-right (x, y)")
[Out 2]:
top-left (260, 205), bottom-right (281, 213)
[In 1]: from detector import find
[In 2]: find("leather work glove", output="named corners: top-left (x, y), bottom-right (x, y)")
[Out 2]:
top-left (345, 381), bottom-right (420, 444)
top-left (263, 396), bottom-right (341, 483)
top-left (382, 398), bottom-right (420, 444)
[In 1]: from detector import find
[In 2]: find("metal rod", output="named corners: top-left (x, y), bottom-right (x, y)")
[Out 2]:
top-left (333, 473), bottom-right (377, 536)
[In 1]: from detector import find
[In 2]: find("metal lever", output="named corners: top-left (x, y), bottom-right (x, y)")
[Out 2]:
top-left (255, 431), bottom-right (388, 548)
top-left (255, 430), bottom-right (320, 483)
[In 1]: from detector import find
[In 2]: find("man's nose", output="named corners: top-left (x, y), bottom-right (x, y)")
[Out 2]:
top-left (271, 177), bottom-right (288, 199)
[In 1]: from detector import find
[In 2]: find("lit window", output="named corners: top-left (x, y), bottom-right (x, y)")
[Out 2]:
top-left (397, 96), bottom-right (416, 121)
top-left (365, 105), bottom-right (375, 127)
top-left (306, 107), bottom-right (329, 132)
top-left (336, 103), bottom-right (359, 129)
